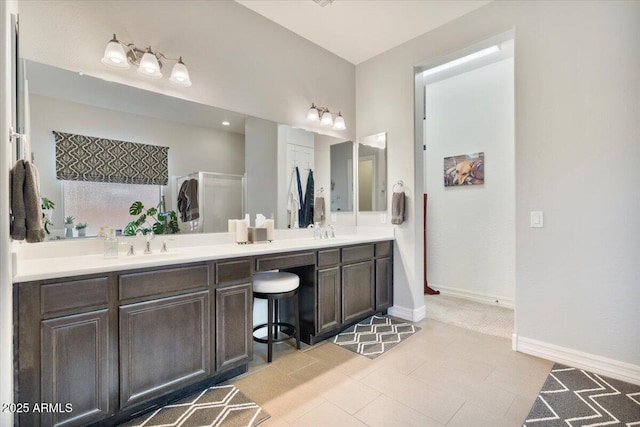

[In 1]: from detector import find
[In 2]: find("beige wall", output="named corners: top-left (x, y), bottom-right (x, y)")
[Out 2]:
top-left (357, 0), bottom-right (640, 373)
top-left (18, 0), bottom-right (355, 141)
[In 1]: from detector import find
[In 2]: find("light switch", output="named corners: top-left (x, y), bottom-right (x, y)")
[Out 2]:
top-left (530, 211), bottom-right (544, 228)
top-left (331, 213), bottom-right (337, 222)
top-left (380, 213), bottom-right (387, 224)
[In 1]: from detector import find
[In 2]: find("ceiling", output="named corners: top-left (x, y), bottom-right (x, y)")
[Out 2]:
top-left (235, 0), bottom-right (492, 65)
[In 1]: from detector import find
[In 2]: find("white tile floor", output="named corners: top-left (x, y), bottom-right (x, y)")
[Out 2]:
top-left (230, 299), bottom-right (553, 426)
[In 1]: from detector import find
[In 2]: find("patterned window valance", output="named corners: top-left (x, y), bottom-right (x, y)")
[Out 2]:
top-left (54, 131), bottom-right (169, 185)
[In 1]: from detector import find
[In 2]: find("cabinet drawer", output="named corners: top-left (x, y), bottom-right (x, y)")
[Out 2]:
top-left (216, 259), bottom-right (252, 285)
top-left (375, 241), bottom-right (392, 258)
top-left (342, 244), bottom-right (374, 264)
top-left (317, 249), bottom-right (340, 267)
top-left (256, 252), bottom-right (315, 271)
top-left (41, 277), bottom-right (109, 316)
top-left (119, 264), bottom-right (209, 301)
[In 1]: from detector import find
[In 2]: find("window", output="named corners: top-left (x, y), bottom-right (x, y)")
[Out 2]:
top-left (63, 181), bottom-right (160, 236)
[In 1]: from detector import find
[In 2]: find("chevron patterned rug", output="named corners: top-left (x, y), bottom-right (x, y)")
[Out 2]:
top-left (120, 385), bottom-right (269, 427)
top-left (332, 315), bottom-right (420, 359)
top-left (524, 364), bottom-right (640, 426)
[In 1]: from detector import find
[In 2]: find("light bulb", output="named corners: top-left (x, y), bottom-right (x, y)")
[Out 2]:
top-left (101, 35), bottom-right (130, 69)
top-left (137, 49), bottom-right (162, 79)
top-left (307, 104), bottom-right (320, 121)
top-left (333, 113), bottom-right (346, 130)
top-left (169, 58), bottom-right (192, 87)
top-left (321, 110), bottom-right (333, 126)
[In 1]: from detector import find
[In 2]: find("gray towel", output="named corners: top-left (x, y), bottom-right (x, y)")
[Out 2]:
top-left (391, 192), bottom-right (405, 225)
top-left (10, 160), bottom-right (27, 240)
top-left (24, 161), bottom-right (45, 242)
top-left (185, 178), bottom-right (199, 221)
top-left (313, 196), bottom-right (325, 224)
top-left (11, 160), bottom-right (45, 242)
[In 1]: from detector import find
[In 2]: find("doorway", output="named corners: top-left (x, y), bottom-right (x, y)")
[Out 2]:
top-left (415, 33), bottom-right (516, 334)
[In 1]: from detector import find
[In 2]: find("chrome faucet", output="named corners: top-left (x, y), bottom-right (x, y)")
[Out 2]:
top-left (127, 242), bottom-right (135, 256)
top-left (160, 239), bottom-right (168, 253)
top-left (143, 231), bottom-right (155, 254)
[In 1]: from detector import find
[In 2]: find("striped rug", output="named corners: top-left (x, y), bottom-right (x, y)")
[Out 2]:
top-left (332, 315), bottom-right (420, 359)
top-left (524, 364), bottom-right (640, 426)
top-left (120, 384), bottom-right (269, 427)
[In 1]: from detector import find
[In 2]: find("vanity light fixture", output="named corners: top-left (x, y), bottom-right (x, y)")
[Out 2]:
top-left (222, 121), bottom-right (230, 126)
top-left (307, 103), bottom-right (346, 130)
top-left (101, 34), bottom-right (192, 87)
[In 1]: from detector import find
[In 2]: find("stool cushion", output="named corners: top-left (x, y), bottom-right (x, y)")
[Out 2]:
top-left (253, 271), bottom-right (299, 293)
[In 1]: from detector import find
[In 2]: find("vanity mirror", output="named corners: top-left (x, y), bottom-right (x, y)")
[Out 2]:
top-left (357, 132), bottom-right (387, 212)
top-left (19, 59), bottom-right (354, 238)
top-left (330, 141), bottom-right (354, 212)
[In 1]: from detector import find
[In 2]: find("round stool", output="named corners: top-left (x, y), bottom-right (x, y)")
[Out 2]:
top-left (252, 271), bottom-right (301, 363)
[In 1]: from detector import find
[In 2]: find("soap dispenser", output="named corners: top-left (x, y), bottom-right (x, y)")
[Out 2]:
top-left (104, 228), bottom-right (118, 258)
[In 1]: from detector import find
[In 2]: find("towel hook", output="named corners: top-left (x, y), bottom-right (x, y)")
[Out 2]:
top-left (393, 180), bottom-right (405, 193)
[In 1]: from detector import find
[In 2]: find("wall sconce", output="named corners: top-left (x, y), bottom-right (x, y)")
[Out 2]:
top-left (101, 34), bottom-right (192, 87)
top-left (307, 103), bottom-right (346, 130)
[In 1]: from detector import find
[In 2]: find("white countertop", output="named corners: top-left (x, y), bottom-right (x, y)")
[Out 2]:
top-left (12, 227), bottom-right (394, 282)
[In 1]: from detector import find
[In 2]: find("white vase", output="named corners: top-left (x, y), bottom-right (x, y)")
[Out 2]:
top-left (77, 229), bottom-right (86, 237)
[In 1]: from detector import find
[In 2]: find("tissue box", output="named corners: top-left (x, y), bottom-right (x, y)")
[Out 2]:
top-left (248, 227), bottom-right (268, 243)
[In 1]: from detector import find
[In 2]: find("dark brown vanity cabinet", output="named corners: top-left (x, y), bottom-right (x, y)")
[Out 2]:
top-left (214, 259), bottom-right (253, 372)
top-left (16, 275), bottom-right (117, 427)
top-left (316, 266), bottom-right (341, 334)
top-left (118, 264), bottom-right (211, 409)
top-left (119, 291), bottom-right (211, 408)
top-left (375, 242), bottom-right (393, 311)
top-left (341, 245), bottom-right (376, 324)
top-left (301, 241), bottom-right (393, 344)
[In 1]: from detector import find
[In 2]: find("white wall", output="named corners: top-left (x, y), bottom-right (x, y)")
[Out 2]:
top-left (29, 94), bottom-right (245, 228)
top-left (0, 2), bottom-right (18, 423)
top-left (356, 0), bottom-right (640, 379)
top-left (425, 58), bottom-right (515, 305)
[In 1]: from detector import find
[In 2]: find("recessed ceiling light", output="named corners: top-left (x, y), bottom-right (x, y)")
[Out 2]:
top-left (222, 121), bottom-right (230, 126)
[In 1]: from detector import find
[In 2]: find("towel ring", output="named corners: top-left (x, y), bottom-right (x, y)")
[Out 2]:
top-left (393, 180), bottom-right (405, 193)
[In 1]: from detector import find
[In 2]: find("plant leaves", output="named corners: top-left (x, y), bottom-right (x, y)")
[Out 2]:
top-left (124, 221), bottom-right (138, 236)
top-left (129, 201), bottom-right (144, 215)
top-left (147, 207), bottom-right (157, 217)
top-left (152, 222), bottom-right (165, 235)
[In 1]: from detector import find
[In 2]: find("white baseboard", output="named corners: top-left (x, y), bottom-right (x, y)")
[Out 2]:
top-left (429, 284), bottom-right (514, 309)
top-left (388, 304), bottom-right (426, 322)
top-left (515, 335), bottom-right (640, 386)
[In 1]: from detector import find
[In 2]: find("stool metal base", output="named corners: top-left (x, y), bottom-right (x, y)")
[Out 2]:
top-left (252, 289), bottom-right (301, 363)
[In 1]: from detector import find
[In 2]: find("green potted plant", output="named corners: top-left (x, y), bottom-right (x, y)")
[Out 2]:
top-left (64, 216), bottom-right (75, 238)
top-left (75, 222), bottom-right (87, 237)
top-left (40, 197), bottom-right (55, 234)
top-left (124, 201), bottom-right (179, 236)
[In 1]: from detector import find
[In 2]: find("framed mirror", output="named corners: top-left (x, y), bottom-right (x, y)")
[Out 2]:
top-left (357, 132), bottom-right (387, 212)
top-left (330, 141), bottom-right (354, 212)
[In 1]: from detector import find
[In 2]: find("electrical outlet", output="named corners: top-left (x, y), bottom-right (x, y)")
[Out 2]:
top-left (380, 213), bottom-right (387, 223)
top-left (331, 213), bottom-right (337, 222)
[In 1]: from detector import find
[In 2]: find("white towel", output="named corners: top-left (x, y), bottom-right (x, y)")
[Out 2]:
top-left (286, 169), bottom-right (300, 228)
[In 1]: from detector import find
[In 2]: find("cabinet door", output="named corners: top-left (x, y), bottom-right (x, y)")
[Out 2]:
top-left (41, 310), bottom-right (111, 427)
top-left (342, 260), bottom-right (375, 324)
top-left (375, 257), bottom-right (393, 311)
top-left (119, 291), bottom-right (210, 408)
top-left (317, 267), bottom-right (341, 334)
top-left (216, 283), bottom-right (252, 371)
